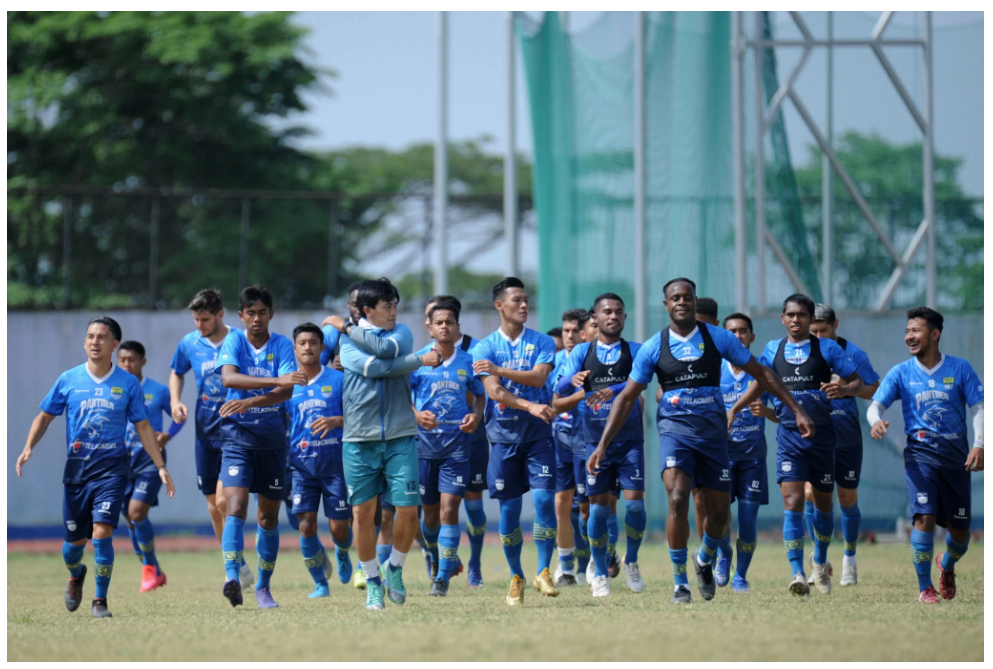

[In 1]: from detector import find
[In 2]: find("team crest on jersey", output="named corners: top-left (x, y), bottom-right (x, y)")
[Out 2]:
top-left (110, 386), bottom-right (123, 400)
top-left (457, 369), bottom-right (467, 380)
top-left (781, 461), bottom-right (792, 472)
top-left (698, 343), bottom-right (705, 350)
top-left (144, 393), bottom-right (154, 403)
top-left (943, 377), bottom-right (955, 389)
top-left (524, 344), bottom-right (535, 353)
top-left (267, 353), bottom-right (274, 362)
top-left (320, 385), bottom-right (334, 399)
top-left (495, 479), bottom-right (505, 490)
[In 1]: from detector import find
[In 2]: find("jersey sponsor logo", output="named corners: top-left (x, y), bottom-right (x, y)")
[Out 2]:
top-left (320, 385), bottom-right (334, 398)
top-left (110, 386), bottom-right (124, 400)
top-left (781, 461), bottom-right (792, 472)
top-left (74, 389), bottom-right (90, 393)
top-left (300, 439), bottom-right (309, 450)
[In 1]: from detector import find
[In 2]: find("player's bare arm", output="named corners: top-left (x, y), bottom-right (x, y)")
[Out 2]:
top-left (481, 375), bottom-right (554, 422)
top-left (740, 357), bottom-right (815, 438)
top-left (589, 378), bottom-right (646, 473)
top-left (133, 419), bottom-right (175, 498)
top-left (472, 361), bottom-right (552, 388)
top-left (15, 411), bottom-right (57, 476)
top-left (168, 370), bottom-right (188, 423)
top-left (219, 385), bottom-right (293, 417)
top-left (820, 371), bottom-right (863, 400)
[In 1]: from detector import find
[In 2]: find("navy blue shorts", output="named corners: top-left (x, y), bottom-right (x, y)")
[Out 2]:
top-left (573, 452), bottom-right (589, 503)
top-left (488, 437), bottom-right (556, 499)
top-left (776, 424), bottom-right (836, 493)
top-left (123, 473), bottom-right (163, 509)
top-left (660, 432), bottom-right (730, 492)
top-left (468, 434), bottom-right (489, 493)
top-left (586, 440), bottom-right (646, 496)
top-left (835, 444), bottom-right (863, 490)
top-left (905, 459), bottom-right (971, 530)
top-left (419, 455), bottom-right (470, 504)
top-left (195, 437), bottom-right (224, 496)
top-left (63, 475), bottom-right (128, 542)
top-left (729, 459), bottom-right (769, 505)
top-left (555, 432), bottom-right (577, 493)
top-left (291, 469), bottom-right (350, 520)
top-left (220, 447), bottom-right (287, 500)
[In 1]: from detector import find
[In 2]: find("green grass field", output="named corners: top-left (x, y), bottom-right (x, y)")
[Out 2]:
top-left (7, 542), bottom-right (983, 661)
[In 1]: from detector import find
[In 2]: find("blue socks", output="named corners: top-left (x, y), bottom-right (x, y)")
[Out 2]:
top-left (376, 543), bottom-right (392, 567)
top-left (717, 519), bottom-right (733, 562)
top-left (910, 529), bottom-right (934, 591)
top-left (670, 547), bottom-right (689, 588)
top-left (783, 510), bottom-right (805, 577)
top-left (624, 500), bottom-right (646, 564)
top-left (572, 508), bottom-right (590, 573)
top-left (840, 503), bottom-right (860, 557)
top-left (941, 534), bottom-right (970, 572)
top-left (804, 500), bottom-right (816, 545)
top-left (531, 489), bottom-right (557, 574)
top-left (437, 524), bottom-right (461, 583)
top-left (698, 531), bottom-right (721, 566)
top-left (128, 526), bottom-right (142, 558)
top-left (812, 506), bottom-right (833, 565)
top-left (133, 518), bottom-right (158, 568)
top-left (92, 537), bottom-right (114, 599)
top-left (300, 534), bottom-right (328, 586)
top-left (735, 500), bottom-right (759, 579)
top-left (607, 510), bottom-right (619, 555)
top-left (255, 526), bottom-right (279, 590)
top-left (463, 499), bottom-right (487, 572)
top-left (589, 504), bottom-right (610, 577)
top-left (421, 519), bottom-right (440, 566)
top-left (62, 542), bottom-right (85, 578)
top-left (222, 516), bottom-right (245, 582)
top-left (499, 497), bottom-right (525, 579)
top-left (333, 527), bottom-right (353, 555)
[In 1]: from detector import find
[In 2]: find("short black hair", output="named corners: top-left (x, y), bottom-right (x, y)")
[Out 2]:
top-left (188, 288), bottom-right (223, 314)
top-left (239, 284), bottom-right (273, 311)
top-left (428, 299), bottom-right (461, 324)
top-left (547, 327), bottom-right (563, 338)
top-left (492, 276), bottom-right (525, 302)
top-left (356, 277), bottom-right (400, 315)
top-left (813, 303), bottom-right (837, 323)
top-left (782, 293), bottom-right (815, 317)
top-left (907, 306), bottom-right (944, 333)
top-left (578, 309), bottom-right (594, 329)
top-left (561, 308), bottom-right (588, 325)
top-left (346, 281), bottom-right (362, 296)
top-left (427, 294), bottom-right (462, 313)
top-left (723, 312), bottom-right (754, 333)
top-left (663, 277), bottom-right (696, 297)
top-left (696, 297), bottom-right (718, 319)
top-left (88, 316), bottom-right (122, 342)
top-left (293, 322), bottom-right (323, 343)
top-left (593, 292), bottom-right (625, 311)
top-left (118, 340), bottom-right (145, 358)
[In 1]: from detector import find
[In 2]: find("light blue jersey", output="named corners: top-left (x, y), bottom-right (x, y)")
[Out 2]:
top-left (720, 360), bottom-right (768, 460)
top-left (411, 346), bottom-right (486, 459)
top-left (125, 377), bottom-right (173, 476)
top-left (829, 338), bottom-right (880, 446)
top-left (40, 363), bottom-right (148, 485)
top-left (287, 367), bottom-right (345, 478)
top-left (170, 326), bottom-right (242, 441)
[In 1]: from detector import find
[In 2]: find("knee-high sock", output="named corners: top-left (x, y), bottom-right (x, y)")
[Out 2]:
top-left (577, 509), bottom-right (591, 573)
top-left (133, 517), bottom-right (158, 569)
top-left (92, 537), bottom-right (114, 600)
top-left (62, 542), bottom-right (85, 578)
top-left (222, 516), bottom-right (245, 581)
top-left (464, 499), bottom-right (486, 572)
top-left (717, 516), bottom-right (733, 561)
top-left (437, 523), bottom-right (461, 583)
top-left (941, 533), bottom-right (970, 572)
top-left (735, 500), bottom-right (760, 579)
top-left (499, 497), bottom-right (524, 579)
top-left (804, 500), bottom-right (816, 545)
top-left (910, 529), bottom-right (934, 591)
top-left (421, 519), bottom-right (440, 565)
top-left (624, 499), bottom-right (647, 564)
top-left (783, 510), bottom-right (805, 577)
top-left (571, 507), bottom-right (590, 571)
top-left (300, 534), bottom-right (328, 586)
top-left (812, 506), bottom-right (833, 565)
top-left (128, 526), bottom-right (142, 558)
top-left (589, 504), bottom-right (610, 577)
top-left (532, 489), bottom-right (557, 574)
top-left (333, 527), bottom-right (353, 553)
top-left (376, 543), bottom-right (392, 567)
top-left (255, 526), bottom-right (279, 590)
top-left (669, 547), bottom-right (689, 589)
top-left (840, 503), bottom-right (860, 558)
top-left (607, 511), bottom-right (619, 555)
top-left (697, 531), bottom-right (721, 566)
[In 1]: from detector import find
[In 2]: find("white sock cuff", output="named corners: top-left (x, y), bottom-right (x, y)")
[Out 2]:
top-left (558, 547), bottom-right (575, 557)
top-left (389, 548), bottom-right (408, 569)
top-left (361, 559), bottom-right (379, 580)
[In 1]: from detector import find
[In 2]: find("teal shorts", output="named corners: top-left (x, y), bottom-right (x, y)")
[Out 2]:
top-left (342, 436), bottom-right (421, 507)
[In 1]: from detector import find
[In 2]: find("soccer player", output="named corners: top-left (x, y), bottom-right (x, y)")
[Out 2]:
top-left (731, 293), bottom-right (863, 596)
top-left (16, 317), bottom-right (175, 618)
top-left (548, 327), bottom-right (564, 353)
top-left (412, 300), bottom-right (486, 597)
top-left (325, 277), bottom-right (442, 610)
top-left (321, 281), bottom-right (362, 371)
top-left (807, 303), bottom-right (880, 587)
top-left (598, 279), bottom-right (810, 604)
top-left (867, 307), bottom-right (983, 603)
top-left (717, 313), bottom-right (776, 592)
top-left (117, 340), bottom-right (183, 592)
top-left (216, 285), bottom-right (303, 609)
top-left (549, 308), bottom-right (590, 587)
top-left (559, 293), bottom-right (647, 597)
top-left (472, 277), bottom-right (558, 605)
top-left (169, 289), bottom-right (254, 589)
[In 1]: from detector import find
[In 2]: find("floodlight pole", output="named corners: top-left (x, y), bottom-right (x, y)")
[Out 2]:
top-left (633, 11), bottom-right (647, 343)
top-left (752, 12), bottom-right (767, 313)
top-left (505, 11), bottom-right (519, 277)
top-left (731, 12), bottom-right (747, 313)
top-left (822, 11), bottom-right (833, 306)
top-left (923, 12), bottom-right (936, 308)
top-left (434, 10), bottom-right (449, 295)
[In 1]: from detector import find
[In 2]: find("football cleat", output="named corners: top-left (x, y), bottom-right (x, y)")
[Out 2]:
top-left (467, 566), bottom-right (485, 589)
top-left (223, 578), bottom-right (243, 607)
top-left (918, 585), bottom-right (940, 604)
top-left (533, 568), bottom-right (560, 597)
top-left (90, 598), bottom-right (112, 619)
top-left (383, 563), bottom-right (406, 605)
top-left (353, 569), bottom-right (367, 590)
top-left (586, 557), bottom-right (596, 587)
top-left (335, 549), bottom-right (353, 585)
top-left (308, 582), bottom-right (330, 598)
top-left (553, 564), bottom-right (577, 587)
top-left (506, 574), bottom-right (525, 606)
top-left (591, 575), bottom-right (611, 597)
top-left (840, 563), bottom-right (858, 587)
top-left (429, 579), bottom-right (449, 597)
top-left (789, 572), bottom-right (810, 596)
top-left (669, 585), bottom-right (692, 604)
top-left (812, 560), bottom-right (832, 595)
top-left (807, 553), bottom-right (832, 585)
top-left (624, 559), bottom-right (643, 593)
top-left (366, 581), bottom-right (386, 611)
top-left (64, 564), bottom-right (87, 612)
top-left (715, 549), bottom-right (732, 587)
top-left (608, 550), bottom-right (621, 578)
top-left (731, 575), bottom-right (750, 593)
top-left (255, 586), bottom-right (279, 609)
top-left (140, 564), bottom-right (167, 593)
top-left (692, 550), bottom-right (716, 601)
top-left (239, 561), bottom-right (255, 592)
top-left (936, 553), bottom-right (956, 600)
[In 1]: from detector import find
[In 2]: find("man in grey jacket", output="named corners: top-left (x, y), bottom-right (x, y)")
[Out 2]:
top-left (324, 277), bottom-right (441, 611)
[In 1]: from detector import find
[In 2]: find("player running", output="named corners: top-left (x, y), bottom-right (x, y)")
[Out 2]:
top-left (867, 307), bottom-right (983, 603)
top-left (807, 303), bottom-right (880, 587)
top-left (117, 340), bottom-right (183, 592)
top-left (598, 279), bottom-right (809, 604)
top-left (16, 317), bottom-right (175, 618)
top-left (472, 277), bottom-right (559, 606)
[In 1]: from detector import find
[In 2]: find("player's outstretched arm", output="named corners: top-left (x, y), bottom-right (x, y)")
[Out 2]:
top-left (741, 357), bottom-right (815, 438)
top-left (857, 381), bottom-right (881, 401)
top-left (342, 321), bottom-right (413, 359)
top-left (474, 362), bottom-right (552, 388)
top-left (168, 370), bottom-right (188, 424)
top-left (218, 386), bottom-right (294, 417)
top-left (133, 420), bottom-right (175, 498)
top-left (481, 375), bottom-right (554, 422)
top-left (589, 379), bottom-right (646, 474)
top-left (552, 390), bottom-right (585, 414)
top-left (16, 411), bottom-right (57, 477)
top-left (219, 365), bottom-right (306, 391)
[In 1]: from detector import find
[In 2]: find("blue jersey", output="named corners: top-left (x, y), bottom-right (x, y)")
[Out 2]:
top-left (319, 325), bottom-right (341, 367)
top-left (557, 340), bottom-right (645, 445)
top-left (631, 323), bottom-right (752, 440)
top-left (215, 330), bottom-right (297, 449)
top-left (125, 377), bottom-right (172, 476)
top-left (720, 360), bottom-right (768, 460)
top-left (411, 346), bottom-right (486, 459)
top-left (170, 326), bottom-right (242, 442)
top-left (472, 327), bottom-right (557, 444)
top-left (460, 335), bottom-right (491, 453)
top-left (548, 348), bottom-right (586, 453)
top-left (40, 363), bottom-right (147, 485)
top-left (827, 338), bottom-right (880, 447)
top-left (287, 367), bottom-right (344, 478)
top-left (758, 336), bottom-right (858, 428)
top-left (873, 354), bottom-right (983, 470)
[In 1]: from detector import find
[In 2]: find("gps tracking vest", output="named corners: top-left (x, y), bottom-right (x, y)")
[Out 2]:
top-left (582, 340), bottom-right (633, 391)
top-left (654, 326), bottom-right (722, 391)
top-left (772, 336), bottom-right (832, 390)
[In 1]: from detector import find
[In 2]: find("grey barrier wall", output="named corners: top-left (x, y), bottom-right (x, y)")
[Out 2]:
top-left (7, 310), bottom-right (983, 530)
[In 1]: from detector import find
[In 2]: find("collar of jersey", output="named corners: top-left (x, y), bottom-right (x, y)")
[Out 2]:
top-left (724, 359), bottom-right (747, 381)
top-left (306, 370), bottom-right (326, 386)
top-left (669, 325), bottom-right (699, 343)
top-left (85, 362), bottom-right (117, 385)
top-left (914, 353), bottom-right (946, 376)
top-left (199, 325), bottom-right (231, 349)
top-left (597, 339), bottom-right (621, 350)
top-left (497, 326), bottom-right (527, 346)
top-left (441, 349), bottom-right (459, 367)
top-left (786, 337), bottom-right (811, 347)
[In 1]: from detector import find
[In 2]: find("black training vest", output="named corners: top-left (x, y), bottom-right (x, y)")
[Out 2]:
top-left (837, 337), bottom-right (848, 351)
top-left (772, 336), bottom-right (832, 391)
top-left (460, 334), bottom-right (473, 352)
top-left (654, 326), bottom-right (722, 392)
top-left (581, 340), bottom-right (633, 392)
